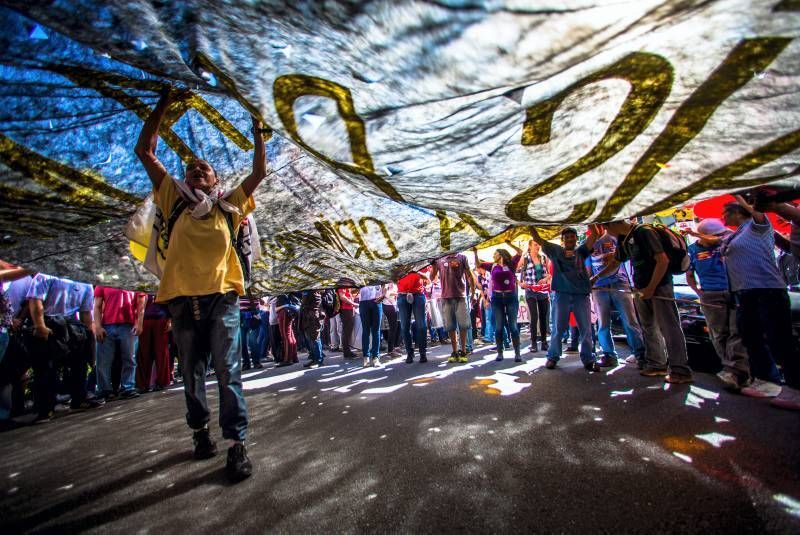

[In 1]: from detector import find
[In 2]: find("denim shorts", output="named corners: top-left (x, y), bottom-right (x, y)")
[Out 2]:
top-left (441, 297), bottom-right (470, 332)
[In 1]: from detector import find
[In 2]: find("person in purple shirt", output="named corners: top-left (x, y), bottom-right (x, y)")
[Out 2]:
top-left (477, 242), bottom-right (523, 362)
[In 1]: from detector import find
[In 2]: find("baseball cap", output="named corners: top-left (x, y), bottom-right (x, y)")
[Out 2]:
top-left (696, 218), bottom-right (727, 236)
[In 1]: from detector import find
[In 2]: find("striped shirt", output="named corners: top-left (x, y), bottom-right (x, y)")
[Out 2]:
top-left (721, 218), bottom-right (785, 292)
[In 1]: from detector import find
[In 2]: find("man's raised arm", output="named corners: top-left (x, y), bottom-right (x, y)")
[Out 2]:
top-left (135, 88), bottom-right (183, 191)
top-left (241, 118), bottom-right (270, 198)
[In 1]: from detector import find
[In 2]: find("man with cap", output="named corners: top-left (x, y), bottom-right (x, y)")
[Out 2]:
top-left (686, 218), bottom-right (750, 391)
top-left (530, 225), bottom-right (602, 371)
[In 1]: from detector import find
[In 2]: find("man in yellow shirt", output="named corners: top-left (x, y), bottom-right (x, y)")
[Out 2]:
top-left (135, 88), bottom-right (269, 482)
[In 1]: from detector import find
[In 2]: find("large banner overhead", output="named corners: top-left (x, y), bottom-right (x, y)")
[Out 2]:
top-left (1, 1), bottom-right (798, 292)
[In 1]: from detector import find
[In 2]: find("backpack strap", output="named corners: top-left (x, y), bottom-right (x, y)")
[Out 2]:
top-left (223, 211), bottom-right (252, 286)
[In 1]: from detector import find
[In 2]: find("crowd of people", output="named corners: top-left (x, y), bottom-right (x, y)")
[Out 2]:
top-left (2, 89), bottom-right (799, 484)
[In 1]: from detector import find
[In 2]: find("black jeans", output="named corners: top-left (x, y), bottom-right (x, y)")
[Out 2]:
top-left (734, 288), bottom-right (796, 388)
top-left (28, 317), bottom-right (92, 415)
top-left (525, 292), bottom-right (550, 345)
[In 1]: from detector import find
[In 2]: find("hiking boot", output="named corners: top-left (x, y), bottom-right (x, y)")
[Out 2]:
top-left (770, 386), bottom-right (800, 411)
top-left (596, 355), bottom-right (619, 368)
top-left (545, 359), bottom-right (557, 370)
top-left (458, 350), bottom-right (469, 363)
top-left (584, 362), bottom-right (602, 372)
top-left (640, 367), bottom-right (668, 377)
top-left (192, 428), bottom-right (217, 460)
top-left (448, 352), bottom-right (459, 363)
top-left (665, 373), bottom-right (694, 384)
top-left (741, 379), bottom-right (782, 398)
top-left (226, 443), bottom-right (253, 482)
top-left (419, 355), bottom-right (428, 363)
top-left (716, 370), bottom-right (746, 391)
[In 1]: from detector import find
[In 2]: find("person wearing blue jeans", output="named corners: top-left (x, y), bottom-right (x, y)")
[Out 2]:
top-left (359, 285), bottom-right (384, 367)
top-left (531, 225), bottom-right (602, 371)
top-left (94, 286), bottom-right (145, 398)
top-left (475, 244), bottom-right (523, 361)
top-left (588, 231), bottom-right (645, 368)
top-left (168, 292), bottom-right (248, 444)
top-left (398, 292), bottom-right (427, 363)
top-left (136, 88), bottom-right (268, 480)
top-left (239, 307), bottom-right (263, 369)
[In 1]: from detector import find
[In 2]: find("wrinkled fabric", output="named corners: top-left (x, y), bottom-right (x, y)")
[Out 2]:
top-left (0, 1), bottom-right (798, 292)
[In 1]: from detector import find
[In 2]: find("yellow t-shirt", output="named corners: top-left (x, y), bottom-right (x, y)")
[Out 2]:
top-left (154, 176), bottom-right (255, 303)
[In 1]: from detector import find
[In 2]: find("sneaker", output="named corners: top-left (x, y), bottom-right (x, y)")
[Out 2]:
top-left (665, 374), bottom-right (694, 384)
top-left (596, 355), bottom-right (619, 368)
top-left (584, 362), bottom-right (602, 372)
top-left (33, 411), bottom-right (54, 423)
top-left (192, 428), bottom-right (217, 460)
top-left (514, 354), bottom-right (522, 363)
top-left (741, 379), bottom-right (782, 398)
top-left (363, 357), bottom-right (370, 367)
top-left (254, 363), bottom-right (264, 369)
top-left (545, 359), bottom-right (557, 370)
top-left (640, 367), bottom-right (668, 377)
top-left (372, 358), bottom-right (382, 368)
top-left (242, 363), bottom-right (252, 371)
top-left (770, 386), bottom-right (800, 411)
top-left (448, 352), bottom-right (459, 363)
top-left (495, 354), bottom-right (503, 362)
top-left (226, 443), bottom-right (253, 482)
top-left (716, 370), bottom-right (746, 391)
top-left (624, 355), bottom-right (638, 365)
top-left (406, 356), bottom-right (414, 364)
top-left (419, 356), bottom-right (428, 363)
top-left (330, 346), bottom-right (341, 352)
top-left (458, 350), bottom-right (469, 363)
top-left (70, 398), bottom-right (105, 410)
top-left (119, 389), bottom-right (140, 399)
top-left (303, 361), bottom-right (320, 369)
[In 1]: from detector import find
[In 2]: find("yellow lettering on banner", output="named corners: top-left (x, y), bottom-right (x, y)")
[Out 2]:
top-left (640, 128), bottom-right (800, 215)
top-left (273, 74), bottom-right (403, 202)
top-left (358, 217), bottom-right (399, 260)
top-left (335, 219), bottom-right (374, 260)
top-left (598, 38), bottom-right (792, 220)
top-left (506, 52), bottom-right (673, 222)
top-left (55, 65), bottom-right (253, 163)
top-left (436, 210), bottom-right (491, 251)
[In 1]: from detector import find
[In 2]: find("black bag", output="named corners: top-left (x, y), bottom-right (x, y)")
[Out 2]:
top-left (320, 289), bottom-right (340, 318)
top-left (642, 224), bottom-right (690, 274)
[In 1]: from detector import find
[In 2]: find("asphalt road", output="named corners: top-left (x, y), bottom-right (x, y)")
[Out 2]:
top-left (1, 340), bottom-right (799, 534)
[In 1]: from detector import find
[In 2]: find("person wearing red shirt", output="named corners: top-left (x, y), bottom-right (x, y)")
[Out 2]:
top-left (93, 286), bottom-right (146, 399)
top-left (397, 270), bottom-right (431, 363)
top-left (336, 288), bottom-right (358, 359)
